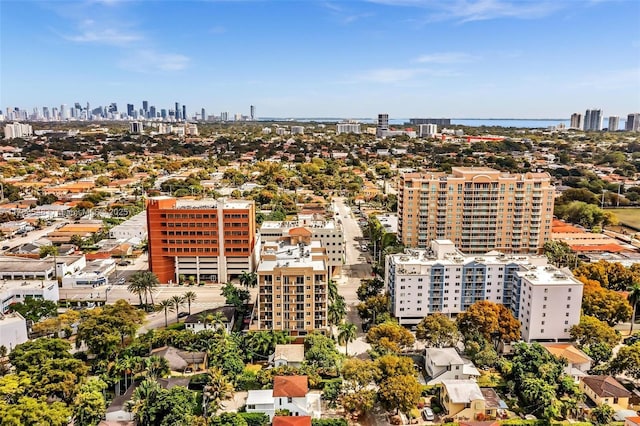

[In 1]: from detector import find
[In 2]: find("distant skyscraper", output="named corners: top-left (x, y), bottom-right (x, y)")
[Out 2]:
top-left (127, 104), bottom-right (134, 117)
top-left (250, 105), bottom-right (256, 121)
top-left (108, 103), bottom-right (118, 114)
top-left (584, 109), bottom-right (602, 131)
top-left (182, 105), bottom-right (187, 121)
top-left (175, 102), bottom-right (180, 120)
top-left (149, 106), bottom-right (156, 119)
top-left (377, 113), bottom-right (389, 137)
top-left (42, 107), bottom-right (50, 120)
top-left (608, 116), bottom-right (619, 132)
top-left (142, 100), bottom-right (148, 117)
top-left (161, 109), bottom-right (167, 119)
top-left (626, 113), bottom-right (640, 131)
top-left (570, 113), bottom-right (582, 129)
top-left (60, 104), bottom-right (67, 120)
top-left (201, 108), bottom-right (206, 121)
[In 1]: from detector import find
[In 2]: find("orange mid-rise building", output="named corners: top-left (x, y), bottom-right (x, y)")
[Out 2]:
top-left (146, 196), bottom-right (257, 284)
top-left (398, 167), bottom-right (554, 254)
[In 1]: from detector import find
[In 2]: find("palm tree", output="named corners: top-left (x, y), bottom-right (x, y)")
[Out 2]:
top-left (203, 367), bottom-right (234, 417)
top-left (129, 271), bottom-right (160, 308)
top-left (183, 291), bottom-right (197, 315)
top-left (338, 322), bottom-right (358, 356)
top-left (126, 379), bottom-right (161, 425)
top-left (328, 296), bottom-right (347, 326)
top-left (157, 300), bottom-right (174, 328)
top-left (327, 279), bottom-right (338, 303)
top-left (239, 271), bottom-right (257, 290)
top-left (171, 295), bottom-right (185, 323)
top-left (143, 355), bottom-right (170, 380)
top-left (127, 280), bottom-right (146, 306)
top-left (628, 281), bottom-right (640, 333)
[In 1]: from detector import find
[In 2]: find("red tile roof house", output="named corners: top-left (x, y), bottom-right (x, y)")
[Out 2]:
top-left (245, 376), bottom-right (321, 421)
top-left (273, 416), bottom-right (312, 426)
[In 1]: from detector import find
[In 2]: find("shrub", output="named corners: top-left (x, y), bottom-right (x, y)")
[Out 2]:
top-left (237, 412), bottom-right (269, 426)
top-left (312, 420), bottom-right (348, 426)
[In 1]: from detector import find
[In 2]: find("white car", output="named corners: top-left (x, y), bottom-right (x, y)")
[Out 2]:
top-left (422, 407), bottom-right (434, 421)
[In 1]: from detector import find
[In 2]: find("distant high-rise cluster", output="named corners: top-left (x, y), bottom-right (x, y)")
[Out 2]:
top-left (571, 109), bottom-right (639, 132)
top-left (1, 101), bottom-right (259, 123)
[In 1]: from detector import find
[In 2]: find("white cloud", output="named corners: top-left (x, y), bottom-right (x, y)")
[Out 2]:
top-left (368, 0), bottom-right (563, 23)
top-left (414, 52), bottom-right (478, 64)
top-left (120, 50), bottom-right (190, 72)
top-left (63, 18), bottom-right (141, 45)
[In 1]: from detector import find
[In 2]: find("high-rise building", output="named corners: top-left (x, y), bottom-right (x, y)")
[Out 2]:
top-left (127, 104), bottom-right (135, 117)
top-left (583, 109), bottom-right (602, 131)
top-left (259, 215), bottom-right (344, 277)
top-left (149, 106), bottom-right (156, 119)
top-left (570, 113), bottom-right (582, 130)
top-left (377, 113), bottom-right (389, 138)
top-left (142, 100), bottom-right (148, 117)
top-left (175, 102), bottom-right (180, 120)
top-left (4, 122), bottom-right (33, 139)
top-left (108, 103), bottom-right (118, 114)
top-left (336, 122), bottom-right (361, 134)
top-left (250, 105), bottom-right (256, 121)
top-left (146, 197), bottom-right (257, 284)
top-left (161, 109), bottom-right (167, 119)
top-left (130, 121), bottom-right (143, 134)
top-left (60, 104), bottom-right (67, 120)
top-left (201, 108), bottom-right (206, 122)
top-left (385, 240), bottom-right (583, 342)
top-left (608, 116), bottom-right (619, 132)
top-left (418, 124), bottom-right (438, 137)
top-left (182, 105), bottom-right (187, 121)
top-left (253, 232), bottom-right (329, 334)
top-left (627, 113), bottom-right (640, 131)
top-left (409, 118), bottom-right (451, 126)
top-left (398, 167), bottom-right (554, 254)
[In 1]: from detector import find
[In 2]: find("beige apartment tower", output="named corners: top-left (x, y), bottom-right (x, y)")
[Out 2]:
top-left (398, 167), bottom-right (554, 254)
top-left (253, 228), bottom-right (329, 335)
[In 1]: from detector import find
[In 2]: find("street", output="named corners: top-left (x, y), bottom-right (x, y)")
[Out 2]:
top-left (333, 197), bottom-right (374, 356)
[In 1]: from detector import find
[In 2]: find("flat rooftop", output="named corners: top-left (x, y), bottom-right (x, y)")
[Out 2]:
top-left (517, 265), bottom-right (583, 287)
top-left (260, 220), bottom-right (337, 230)
top-left (0, 279), bottom-right (59, 293)
top-left (174, 198), bottom-right (253, 210)
top-left (258, 241), bottom-right (326, 271)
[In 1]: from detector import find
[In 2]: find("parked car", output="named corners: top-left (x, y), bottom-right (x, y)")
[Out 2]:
top-left (624, 333), bottom-right (640, 345)
top-left (422, 407), bottom-right (435, 421)
top-left (178, 312), bottom-right (189, 318)
top-left (118, 260), bottom-right (131, 266)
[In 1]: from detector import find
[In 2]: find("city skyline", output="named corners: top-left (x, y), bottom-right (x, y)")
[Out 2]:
top-left (1, 0), bottom-right (639, 118)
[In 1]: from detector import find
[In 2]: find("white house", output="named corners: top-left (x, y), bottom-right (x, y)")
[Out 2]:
top-left (271, 344), bottom-right (305, 368)
top-left (0, 312), bottom-right (28, 353)
top-left (245, 376), bottom-right (321, 421)
top-left (184, 306), bottom-right (236, 334)
top-left (424, 347), bottom-right (480, 385)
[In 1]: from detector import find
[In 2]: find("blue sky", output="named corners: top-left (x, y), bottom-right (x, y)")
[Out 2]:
top-left (1, 0), bottom-right (639, 118)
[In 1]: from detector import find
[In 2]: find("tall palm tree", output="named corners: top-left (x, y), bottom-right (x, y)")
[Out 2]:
top-left (171, 295), bottom-right (185, 323)
top-left (183, 291), bottom-right (197, 315)
top-left (628, 281), bottom-right (640, 333)
top-left (127, 279), bottom-right (146, 306)
top-left (203, 367), bottom-right (234, 417)
top-left (157, 300), bottom-right (174, 328)
top-left (239, 271), bottom-right (258, 290)
top-left (338, 322), bottom-right (358, 356)
top-left (129, 271), bottom-right (160, 307)
top-left (327, 279), bottom-right (338, 303)
top-left (328, 296), bottom-right (347, 326)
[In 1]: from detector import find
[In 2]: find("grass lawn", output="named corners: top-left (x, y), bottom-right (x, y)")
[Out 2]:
top-left (605, 208), bottom-right (640, 229)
